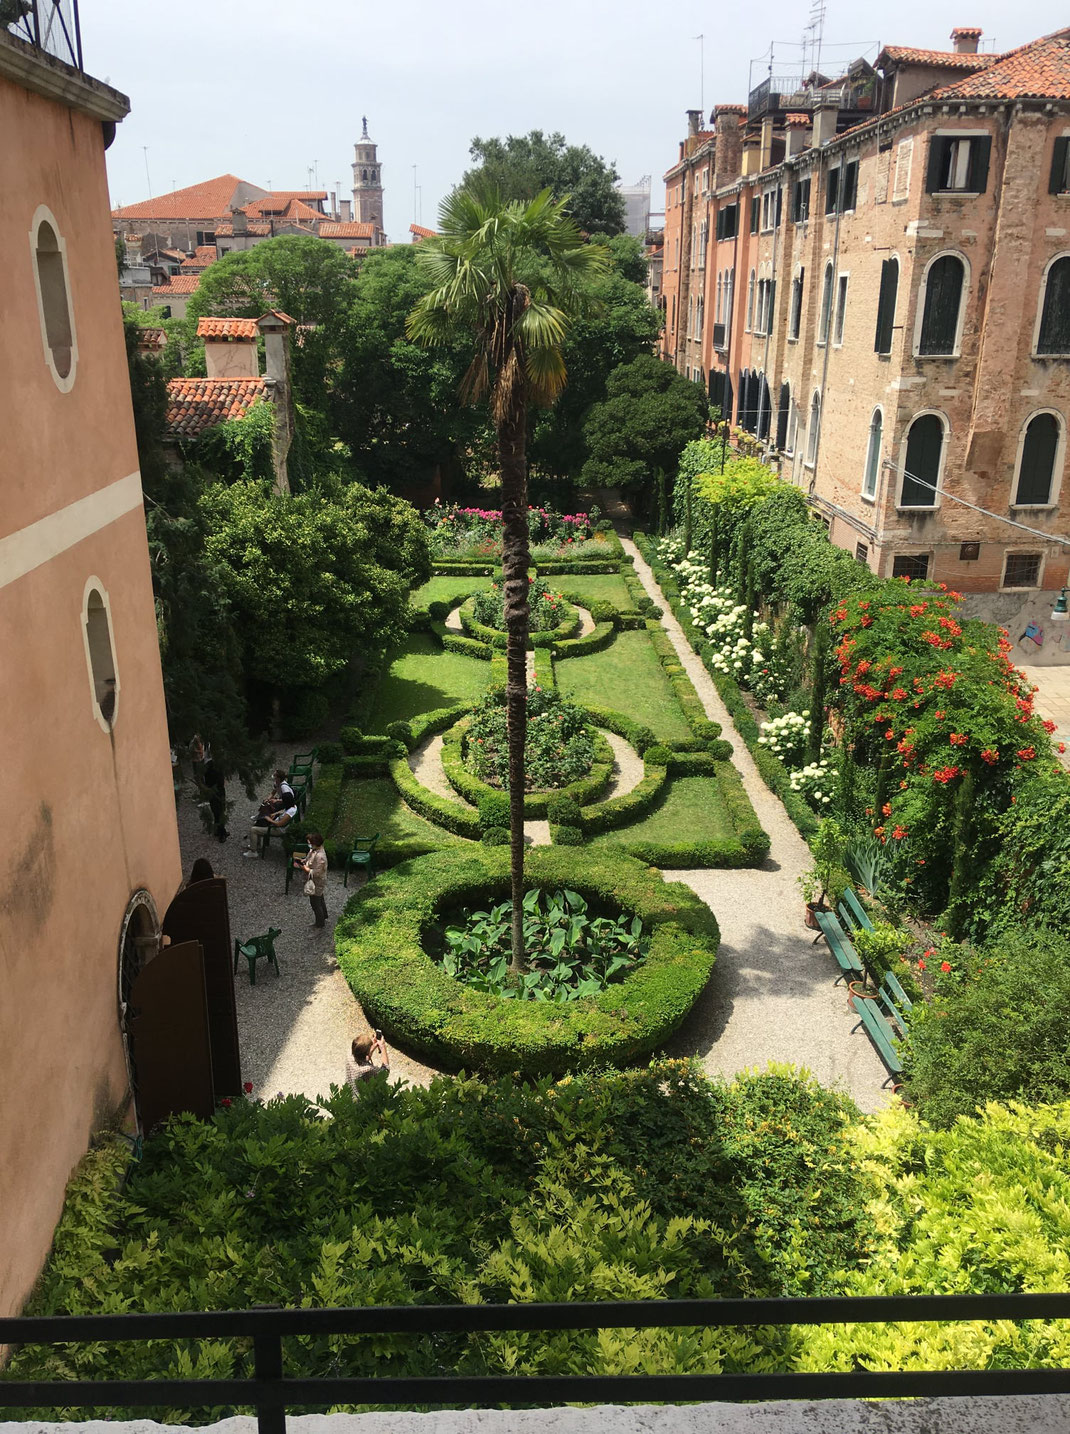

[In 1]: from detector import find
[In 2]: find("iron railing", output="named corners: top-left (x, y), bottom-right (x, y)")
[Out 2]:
top-left (3, 1294), bottom-right (1070, 1433)
top-left (2, 0), bottom-right (83, 71)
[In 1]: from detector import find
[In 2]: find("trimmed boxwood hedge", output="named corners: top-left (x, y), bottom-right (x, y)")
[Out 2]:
top-left (389, 757), bottom-right (483, 839)
top-left (430, 560), bottom-right (497, 576)
top-left (633, 531), bottom-right (820, 841)
top-left (430, 623), bottom-right (494, 661)
top-left (553, 620), bottom-right (616, 658)
top-left (576, 748), bottom-right (670, 835)
top-left (295, 761), bottom-right (344, 845)
top-left (334, 846), bottom-right (720, 1075)
top-left (440, 717), bottom-right (615, 818)
top-left (460, 597), bottom-right (582, 650)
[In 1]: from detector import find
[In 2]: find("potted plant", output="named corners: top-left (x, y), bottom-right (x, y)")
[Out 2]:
top-left (798, 818), bottom-right (848, 927)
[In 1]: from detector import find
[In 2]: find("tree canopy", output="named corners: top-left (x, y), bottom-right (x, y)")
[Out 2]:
top-left (460, 130), bottom-right (627, 236)
top-left (581, 354), bottom-right (709, 496)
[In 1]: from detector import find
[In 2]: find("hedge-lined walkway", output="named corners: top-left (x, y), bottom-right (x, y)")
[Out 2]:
top-left (619, 532), bottom-right (891, 1114)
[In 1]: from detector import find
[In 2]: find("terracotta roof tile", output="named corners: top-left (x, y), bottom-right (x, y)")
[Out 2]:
top-left (137, 328), bottom-right (167, 349)
top-left (714, 103), bottom-right (747, 115)
top-left (319, 220), bottom-right (375, 237)
top-left (180, 244), bottom-right (218, 270)
top-left (409, 223), bottom-right (436, 238)
top-left (151, 274), bottom-right (202, 295)
top-left (112, 174), bottom-right (262, 220)
top-left (785, 113), bottom-right (811, 127)
top-left (242, 195), bottom-right (323, 221)
top-left (196, 317), bottom-right (259, 340)
top-left (215, 222), bottom-right (272, 237)
top-left (346, 246), bottom-right (371, 256)
top-left (165, 377), bottom-right (269, 439)
top-left (929, 31), bottom-right (1070, 100)
top-left (877, 44), bottom-right (998, 71)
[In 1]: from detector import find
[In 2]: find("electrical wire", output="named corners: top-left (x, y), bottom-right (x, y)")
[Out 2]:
top-left (880, 458), bottom-right (1070, 548)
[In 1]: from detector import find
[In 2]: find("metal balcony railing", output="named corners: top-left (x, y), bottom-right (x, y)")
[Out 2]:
top-left (2, 1293), bottom-right (1070, 1433)
top-left (2, 0), bottom-right (83, 71)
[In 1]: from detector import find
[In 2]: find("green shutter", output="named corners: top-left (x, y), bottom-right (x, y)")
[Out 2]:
top-left (1050, 137), bottom-right (1070, 194)
top-left (902, 415), bottom-right (943, 506)
top-left (926, 137), bottom-right (950, 192)
top-left (874, 258), bottom-right (898, 354)
top-left (919, 256), bottom-right (964, 355)
top-left (968, 136), bottom-right (991, 194)
top-left (1016, 414), bottom-right (1059, 505)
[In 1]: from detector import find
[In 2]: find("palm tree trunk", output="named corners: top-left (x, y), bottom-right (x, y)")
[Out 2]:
top-left (499, 400), bottom-right (530, 973)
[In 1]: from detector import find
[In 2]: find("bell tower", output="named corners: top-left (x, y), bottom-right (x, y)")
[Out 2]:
top-left (351, 116), bottom-right (384, 230)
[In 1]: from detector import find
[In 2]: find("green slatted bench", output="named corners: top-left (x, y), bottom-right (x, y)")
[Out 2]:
top-left (814, 908), bottom-right (864, 984)
top-left (838, 887), bottom-right (875, 934)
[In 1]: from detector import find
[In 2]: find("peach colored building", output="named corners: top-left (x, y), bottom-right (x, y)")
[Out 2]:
top-left (660, 26), bottom-right (1070, 633)
top-left (0, 19), bottom-right (182, 1316)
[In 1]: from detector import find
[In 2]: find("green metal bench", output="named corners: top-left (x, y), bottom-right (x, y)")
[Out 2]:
top-left (288, 749), bottom-right (318, 793)
top-left (814, 909), bottom-right (864, 984)
top-left (233, 927), bottom-right (282, 985)
top-left (849, 981), bottom-right (905, 1080)
top-left (838, 887), bottom-right (875, 934)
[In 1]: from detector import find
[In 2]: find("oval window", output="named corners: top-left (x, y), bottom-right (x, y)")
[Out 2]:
top-left (31, 208), bottom-right (77, 390)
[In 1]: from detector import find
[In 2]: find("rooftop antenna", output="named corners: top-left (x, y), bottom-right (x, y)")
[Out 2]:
top-left (806, 0), bottom-right (826, 79)
top-left (693, 34), bottom-right (704, 114)
top-left (142, 146), bottom-right (152, 198)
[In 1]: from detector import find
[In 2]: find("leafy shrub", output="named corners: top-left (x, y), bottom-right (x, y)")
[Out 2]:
top-left (588, 599), bottom-right (616, 624)
top-left (427, 599), bottom-right (452, 621)
top-left (281, 687), bottom-right (330, 740)
top-left (853, 922), bottom-right (920, 999)
top-left (386, 719), bottom-right (413, 748)
top-left (644, 745), bottom-right (672, 766)
top-left (472, 577), bottom-right (569, 634)
top-left (546, 793), bottom-right (582, 825)
top-left (476, 790), bottom-right (510, 828)
top-left (481, 827), bottom-right (509, 847)
top-left (435, 888), bottom-right (647, 1002)
top-left (335, 846), bottom-right (720, 1074)
top-left (693, 719), bottom-right (722, 742)
top-left (465, 686), bottom-right (595, 792)
top-left (315, 741), bottom-right (343, 765)
top-left (552, 823), bottom-right (584, 845)
top-left (903, 927), bottom-right (1070, 1125)
top-left (340, 725), bottom-right (363, 754)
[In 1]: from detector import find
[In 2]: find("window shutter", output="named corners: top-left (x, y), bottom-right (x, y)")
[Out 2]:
top-left (926, 137), bottom-right (951, 192)
top-left (1016, 415), bottom-right (1059, 504)
top-left (775, 186), bottom-right (783, 226)
top-left (920, 256), bottom-right (963, 355)
top-left (825, 168), bottom-right (839, 214)
top-left (750, 197), bottom-right (760, 232)
top-left (768, 279), bottom-right (776, 330)
top-left (902, 415), bottom-right (943, 505)
top-left (874, 258), bottom-right (898, 354)
top-left (841, 160), bottom-right (858, 211)
top-left (1039, 258), bottom-right (1070, 353)
top-left (776, 384), bottom-right (790, 450)
top-left (968, 136), bottom-right (991, 194)
top-left (1050, 137), bottom-right (1070, 194)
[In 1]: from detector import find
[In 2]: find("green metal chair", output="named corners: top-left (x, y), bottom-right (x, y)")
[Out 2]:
top-left (284, 841), bottom-right (310, 895)
top-left (343, 833), bottom-right (380, 887)
top-left (288, 748), bottom-right (318, 792)
top-left (233, 927), bottom-right (282, 985)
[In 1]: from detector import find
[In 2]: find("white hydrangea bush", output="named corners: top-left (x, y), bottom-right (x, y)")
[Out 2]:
top-left (790, 759), bottom-right (835, 807)
top-left (757, 710), bottom-right (809, 764)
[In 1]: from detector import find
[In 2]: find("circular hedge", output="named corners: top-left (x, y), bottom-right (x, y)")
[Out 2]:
top-left (460, 595), bottom-right (581, 650)
top-left (335, 846), bottom-right (720, 1076)
top-left (441, 716), bottom-right (614, 817)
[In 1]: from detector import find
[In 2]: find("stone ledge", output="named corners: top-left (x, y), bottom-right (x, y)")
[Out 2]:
top-left (0, 29), bottom-right (129, 121)
top-left (5, 1396), bottom-right (1070, 1434)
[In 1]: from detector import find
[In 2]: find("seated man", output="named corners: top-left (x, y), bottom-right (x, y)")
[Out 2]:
top-left (245, 769), bottom-right (298, 856)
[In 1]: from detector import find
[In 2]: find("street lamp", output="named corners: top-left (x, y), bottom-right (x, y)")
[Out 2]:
top-left (1052, 586), bottom-right (1069, 622)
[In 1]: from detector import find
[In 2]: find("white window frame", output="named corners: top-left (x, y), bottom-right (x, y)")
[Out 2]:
top-left (785, 398), bottom-right (798, 456)
top-left (746, 268), bottom-right (755, 332)
top-left (929, 128), bottom-right (989, 196)
top-left (1012, 409), bottom-right (1065, 509)
top-left (833, 271), bottom-right (849, 346)
top-left (788, 265), bottom-right (804, 342)
top-left (1032, 251), bottom-right (1070, 358)
top-left (81, 576), bottom-right (120, 733)
top-left (897, 410), bottom-right (949, 511)
top-left (862, 407), bottom-right (883, 501)
top-left (1000, 550), bottom-right (1046, 591)
top-left (913, 249), bottom-right (970, 359)
top-left (29, 204), bottom-right (79, 393)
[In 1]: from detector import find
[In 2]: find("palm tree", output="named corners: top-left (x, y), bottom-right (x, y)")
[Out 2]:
top-left (407, 186), bottom-right (608, 970)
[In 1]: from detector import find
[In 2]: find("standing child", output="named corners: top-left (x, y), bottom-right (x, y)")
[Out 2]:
top-left (302, 830), bottom-right (329, 929)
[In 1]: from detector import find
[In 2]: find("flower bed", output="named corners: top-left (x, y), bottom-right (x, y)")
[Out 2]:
top-left (424, 501), bottom-right (599, 560)
top-left (461, 583), bottom-right (582, 650)
top-left (335, 846), bottom-right (720, 1074)
top-left (462, 686), bottom-right (597, 792)
top-left (441, 714), bottom-right (614, 818)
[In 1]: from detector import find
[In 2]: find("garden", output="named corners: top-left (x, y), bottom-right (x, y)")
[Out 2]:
top-left (290, 501), bottom-right (768, 1074)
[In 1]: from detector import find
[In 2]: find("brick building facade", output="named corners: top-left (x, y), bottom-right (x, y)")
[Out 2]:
top-left (660, 26), bottom-right (1070, 610)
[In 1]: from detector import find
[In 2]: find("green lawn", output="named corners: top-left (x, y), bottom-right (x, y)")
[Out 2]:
top-left (555, 573), bottom-right (636, 610)
top-left (373, 634), bottom-right (494, 729)
top-left (412, 575), bottom-right (493, 607)
top-left (334, 777), bottom-right (465, 848)
top-left (556, 631), bottom-right (693, 744)
top-left (588, 776), bottom-right (734, 853)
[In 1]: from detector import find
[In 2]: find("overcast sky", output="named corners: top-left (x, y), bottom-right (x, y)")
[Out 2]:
top-left (92, 1), bottom-right (1066, 240)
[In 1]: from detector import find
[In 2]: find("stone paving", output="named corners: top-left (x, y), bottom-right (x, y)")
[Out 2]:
top-left (1018, 663), bottom-right (1070, 770)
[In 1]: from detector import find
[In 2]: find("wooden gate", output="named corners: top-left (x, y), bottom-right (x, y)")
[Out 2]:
top-left (162, 877), bottom-right (242, 1099)
top-left (125, 940), bottom-right (215, 1133)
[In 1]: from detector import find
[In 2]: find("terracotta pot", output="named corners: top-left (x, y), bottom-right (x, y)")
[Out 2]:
top-left (803, 901), bottom-right (827, 930)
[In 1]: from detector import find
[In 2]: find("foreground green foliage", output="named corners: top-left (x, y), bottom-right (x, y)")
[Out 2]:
top-left (335, 847), bottom-right (720, 1074)
top-left (15, 1072), bottom-right (1070, 1409)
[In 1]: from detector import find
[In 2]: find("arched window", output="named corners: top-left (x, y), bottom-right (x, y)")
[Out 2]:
top-left (917, 253), bottom-right (966, 356)
top-left (83, 581), bottom-right (119, 729)
top-left (776, 382), bottom-right (791, 451)
top-left (900, 413), bottom-right (946, 507)
top-left (30, 207), bottom-right (77, 390)
top-left (818, 262), bottom-right (833, 343)
top-left (862, 409), bottom-right (883, 498)
top-left (746, 270), bottom-right (755, 331)
top-left (1036, 256), bottom-right (1070, 355)
top-left (362, 169), bottom-right (368, 181)
top-left (756, 374), bottom-right (771, 441)
top-left (789, 268), bottom-right (804, 339)
top-left (806, 391), bottom-right (821, 465)
top-left (1014, 412), bottom-right (1062, 506)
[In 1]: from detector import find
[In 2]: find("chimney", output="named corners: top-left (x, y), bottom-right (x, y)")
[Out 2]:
top-left (330, 189), bottom-right (337, 219)
top-left (950, 26), bottom-right (981, 54)
top-left (258, 311), bottom-right (295, 494)
top-left (785, 116), bottom-right (811, 157)
top-left (687, 109), bottom-right (703, 137)
top-left (232, 210), bottom-right (248, 234)
top-left (123, 233), bottom-right (143, 264)
top-left (812, 99), bottom-right (839, 148)
top-left (339, 198), bottom-right (353, 222)
top-left (759, 114), bottom-right (775, 171)
top-left (714, 105), bottom-right (745, 185)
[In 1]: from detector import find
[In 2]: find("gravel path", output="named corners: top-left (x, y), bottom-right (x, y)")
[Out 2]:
top-left (175, 757), bottom-right (438, 1101)
top-left (619, 535), bottom-right (891, 1113)
top-left (444, 604), bottom-right (465, 633)
top-left (600, 730), bottom-right (645, 800)
top-left (408, 734), bottom-right (466, 803)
